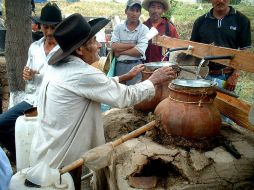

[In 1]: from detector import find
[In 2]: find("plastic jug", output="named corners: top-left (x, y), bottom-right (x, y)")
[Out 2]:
top-left (9, 168), bottom-right (74, 190)
top-left (15, 114), bottom-right (38, 171)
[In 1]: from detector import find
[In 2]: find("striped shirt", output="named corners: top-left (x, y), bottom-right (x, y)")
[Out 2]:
top-left (111, 21), bottom-right (149, 61)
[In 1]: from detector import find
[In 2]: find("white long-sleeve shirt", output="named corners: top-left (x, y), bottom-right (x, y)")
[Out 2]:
top-left (24, 37), bottom-right (59, 106)
top-left (30, 55), bottom-right (155, 168)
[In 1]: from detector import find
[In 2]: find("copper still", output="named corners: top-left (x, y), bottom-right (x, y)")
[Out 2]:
top-left (154, 79), bottom-right (221, 138)
top-left (134, 62), bottom-right (175, 112)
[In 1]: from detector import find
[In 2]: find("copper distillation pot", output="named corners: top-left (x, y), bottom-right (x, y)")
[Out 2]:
top-left (154, 79), bottom-right (222, 138)
top-left (154, 55), bottom-right (235, 138)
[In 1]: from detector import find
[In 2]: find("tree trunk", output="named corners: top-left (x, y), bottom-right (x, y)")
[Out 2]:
top-left (5, 0), bottom-right (32, 106)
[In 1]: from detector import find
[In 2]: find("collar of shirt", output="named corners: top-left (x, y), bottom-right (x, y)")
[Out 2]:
top-left (124, 20), bottom-right (142, 32)
top-left (145, 18), bottom-right (169, 36)
top-left (206, 6), bottom-right (236, 19)
top-left (31, 37), bottom-right (60, 58)
top-left (145, 17), bottom-right (168, 28)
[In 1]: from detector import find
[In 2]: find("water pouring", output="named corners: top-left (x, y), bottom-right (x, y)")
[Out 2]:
top-left (195, 55), bottom-right (235, 79)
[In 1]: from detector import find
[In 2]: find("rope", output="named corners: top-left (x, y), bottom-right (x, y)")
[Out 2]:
top-left (168, 95), bottom-right (213, 106)
top-left (168, 84), bottom-right (211, 96)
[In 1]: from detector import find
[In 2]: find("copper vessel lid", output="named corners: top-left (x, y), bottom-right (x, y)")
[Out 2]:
top-left (171, 79), bottom-right (216, 88)
top-left (144, 62), bottom-right (176, 70)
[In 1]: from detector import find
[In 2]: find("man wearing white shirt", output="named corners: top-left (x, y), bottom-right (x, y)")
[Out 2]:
top-left (0, 3), bottom-right (62, 159)
top-left (28, 13), bottom-right (176, 189)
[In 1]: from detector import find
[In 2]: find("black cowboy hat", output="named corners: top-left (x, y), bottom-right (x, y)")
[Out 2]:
top-left (48, 13), bottom-right (110, 65)
top-left (33, 2), bottom-right (62, 25)
top-left (31, 16), bottom-right (40, 24)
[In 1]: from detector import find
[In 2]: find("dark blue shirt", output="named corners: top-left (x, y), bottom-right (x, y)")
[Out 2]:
top-left (191, 6), bottom-right (251, 70)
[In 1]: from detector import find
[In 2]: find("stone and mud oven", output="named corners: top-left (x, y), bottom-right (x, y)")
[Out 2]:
top-left (102, 108), bottom-right (254, 189)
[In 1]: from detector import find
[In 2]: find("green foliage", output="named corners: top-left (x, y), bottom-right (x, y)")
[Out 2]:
top-left (201, 0), bottom-right (241, 3)
top-left (163, 0), bottom-right (178, 19)
top-left (230, 0), bottom-right (242, 4)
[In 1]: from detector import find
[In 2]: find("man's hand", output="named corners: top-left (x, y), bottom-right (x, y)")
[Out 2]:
top-left (23, 66), bottom-right (38, 81)
top-left (225, 71), bottom-right (240, 91)
top-left (127, 64), bottom-right (145, 79)
top-left (148, 67), bottom-right (177, 85)
top-left (118, 64), bottom-right (144, 83)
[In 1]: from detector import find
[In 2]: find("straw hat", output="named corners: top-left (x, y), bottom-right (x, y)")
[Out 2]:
top-left (142, 0), bottom-right (170, 12)
top-left (91, 52), bottom-right (112, 73)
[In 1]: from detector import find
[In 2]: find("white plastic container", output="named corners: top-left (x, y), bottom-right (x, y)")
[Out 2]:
top-left (15, 115), bottom-right (38, 171)
top-left (9, 168), bottom-right (74, 190)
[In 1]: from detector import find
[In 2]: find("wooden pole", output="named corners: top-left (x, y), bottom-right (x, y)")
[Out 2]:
top-left (154, 36), bottom-right (254, 72)
top-left (59, 120), bottom-right (158, 175)
top-left (214, 92), bottom-right (254, 132)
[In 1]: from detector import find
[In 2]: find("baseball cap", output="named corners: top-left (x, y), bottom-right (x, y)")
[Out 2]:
top-left (127, 0), bottom-right (142, 7)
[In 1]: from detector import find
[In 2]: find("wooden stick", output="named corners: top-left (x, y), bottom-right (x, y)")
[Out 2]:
top-left (214, 92), bottom-right (254, 132)
top-left (59, 120), bottom-right (157, 174)
top-left (111, 120), bottom-right (157, 147)
top-left (59, 158), bottom-right (84, 175)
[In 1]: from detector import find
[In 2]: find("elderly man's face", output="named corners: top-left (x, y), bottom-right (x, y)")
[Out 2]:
top-left (41, 24), bottom-right (57, 43)
top-left (211, 0), bottom-right (230, 13)
top-left (148, 2), bottom-right (165, 22)
top-left (77, 36), bottom-right (102, 64)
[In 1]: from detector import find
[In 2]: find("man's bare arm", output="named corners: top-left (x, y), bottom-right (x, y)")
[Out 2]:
top-left (118, 64), bottom-right (145, 83)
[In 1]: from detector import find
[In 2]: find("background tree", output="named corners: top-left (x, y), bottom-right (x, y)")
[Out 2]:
top-left (5, 0), bottom-right (32, 106)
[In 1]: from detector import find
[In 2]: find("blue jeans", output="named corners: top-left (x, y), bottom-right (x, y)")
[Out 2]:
top-left (0, 101), bottom-right (32, 154)
top-left (206, 73), bottom-right (230, 80)
top-left (206, 73), bottom-right (231, 88)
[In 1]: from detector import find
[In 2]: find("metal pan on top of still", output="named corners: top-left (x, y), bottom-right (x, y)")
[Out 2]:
top-left (171, 79), bottom-right (216, 88)
top-left (144, 61), bottom-right (176, 70)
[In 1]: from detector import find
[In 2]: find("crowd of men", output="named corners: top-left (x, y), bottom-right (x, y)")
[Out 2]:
top-left (0, 0), bottom-right (251, 189)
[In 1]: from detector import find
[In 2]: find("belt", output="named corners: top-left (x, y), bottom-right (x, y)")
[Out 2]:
top-left (209, 67), bottom-right (234, 75)
top-left (117, 59), bottom-right (143, 64)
